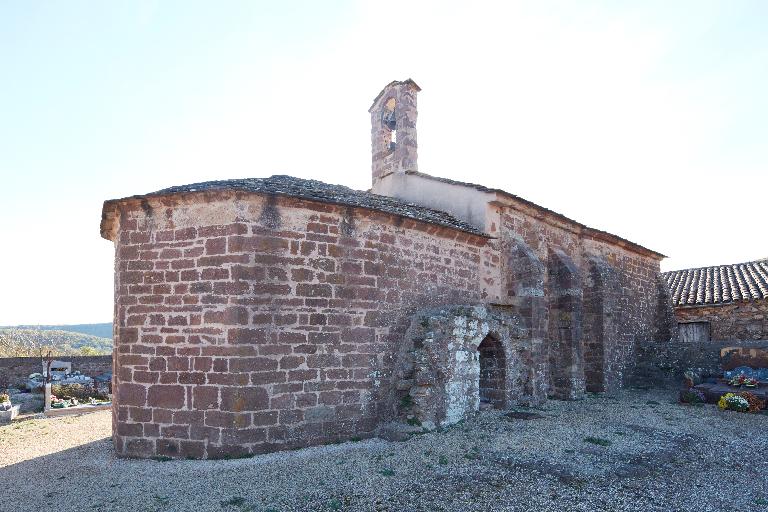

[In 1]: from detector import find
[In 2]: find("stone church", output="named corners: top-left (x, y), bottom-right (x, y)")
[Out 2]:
top-left (101, 79), bottom-right (671, 459)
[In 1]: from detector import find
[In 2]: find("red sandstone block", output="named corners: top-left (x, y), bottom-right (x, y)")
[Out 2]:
top-left (170, 259), bottom-right (195, 270)
top-left (212, 358), bottom-right (228, 372)
top-left (229, 357), bottom-right (278, 373)
top-left (290, 268), bottom-right (314, 282)
top-left (161, 424), bottom-right (190, 439)
top-left (190, 425), bottom-right (220, 444)
top-left (296, 283), bottom-right (332, 298)
top-left (207, 373), bottom-right (250, 386)
top-left (220, 386), bottom-right (268, 412)
top-left (253, 283), bottom-right (292, 295)
top-left (213, 282), bottom-right (251, 295)
top-left (118, 327), bottom-right (138, 344)
top-left (133, 371), bottom-right (159, 384)
top-left (159, 248), bottom-right (182, 260)
top-left (201, 294), bottom-right (228, 305)
top-left (222, 427), bottom-right (267, 445)
top-left (279, 356), bottom-right (304, 370)
top-left (193, 386), bottom-right (219, 410)
top-left (250, 371), bottom-right (287, 385)
top-left (228, 328), bottom-right (268, 344)
top-left (184, 246), bottom-right (205, 258)
top-left (197, 254), bottom-right (249, 267)
top-left (318, 391), bottom-right (343, 405)
top-left (198, 223), bottom-right (248, 237)
top-left (178, 440), bottom-right (205, 459)
top-left (166, 357), bottom-right (190, 371)
top-left (274, 314), bottom-right (298, 326)
top-left (288, 369), bottom-right (319, 381)
top-left (269, 393), bottom-right (294, 410)
top-left (201, 267), bottom-right (229, 280)
top-left (123, 438), bottom-right (153, 457)
top-left (278, 409), bottom-right (303, 424)
top-left (205, 411), bottom-right (250, 429)
top-left (156, 439), bottom-right (180, 457)
top-left (201, 345), bottom-right (257, 357)
top-left (117, 421), bottom-right (143, 437)
top-left (272, 382), bottom-right (303, 394)
top-left (129, 406), bottom-right (153, 423)
top-left (202, 237), bottom-right (226, 256)
top-left (342, 354), bottom-right (371, 368)
top-left (168, 315), bottom-right (188, 326)
top-left (277, 332), bottom-right (306, 344)
top-left (193, 357), bottom-right (212, 372)
top-left (231, 265), bottom-right (266, 281)
top-left (293, 344), bottom-right (317, 354)
top-left (174, 227), bottom-right (196, 240)
top-left (306, 354), bottom-right (341, 368)
top-left (118, 383), bottom-right (147, 406)
top-left (159, 372), bottom-right (179, 384)
top-left (180, 270), bottom-right (200, 282)
top-left (296, 393), bottom-right (318, 408)
top-left (252, 411), bottom-right (279, 426)
top-left (323, 369), bottom-right (350, 380)
top-left (228, 235), bottom-right (289, 254)
top-left (308, 332), bottom-right (339, 344)
top-left (178, 372), bottom-right (206, 385)
top-left (147, 385), bottom-right (185, 409)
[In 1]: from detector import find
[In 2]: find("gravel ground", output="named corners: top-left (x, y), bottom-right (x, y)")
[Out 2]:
top-left (2, 389), bottom-right (767, 512)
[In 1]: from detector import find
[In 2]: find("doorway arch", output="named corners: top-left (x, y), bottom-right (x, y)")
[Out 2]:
top-left (478, 334), bottom-right (506, 409)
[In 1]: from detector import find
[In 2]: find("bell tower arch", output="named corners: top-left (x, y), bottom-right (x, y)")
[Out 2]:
top-left (369, 79), bottom-right (420, 187)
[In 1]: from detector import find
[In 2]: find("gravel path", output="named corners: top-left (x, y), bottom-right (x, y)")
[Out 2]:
top-left (2, 389), bottom-right (767, 512)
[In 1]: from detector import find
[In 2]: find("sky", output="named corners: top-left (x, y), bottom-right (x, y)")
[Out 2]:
top-left (0, 0), bottom-right (766, 325)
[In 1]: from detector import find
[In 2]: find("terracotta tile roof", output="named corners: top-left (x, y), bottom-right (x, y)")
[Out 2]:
top-left (102, 175), bottom-right (489, 239)
top-left (663, 258), bottom-right (768, 307)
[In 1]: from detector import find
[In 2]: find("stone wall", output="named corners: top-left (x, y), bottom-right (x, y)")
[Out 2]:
top-left (633, 339), bottom-right (768, 388)
top-left (110, 191), bottom-right (494, 459)
top-left (498, 207), bottom-right (666, 394)
top-left (674, 301), bottom-right (768, 341)
top-left (0, 356), bottom-right (112, 388)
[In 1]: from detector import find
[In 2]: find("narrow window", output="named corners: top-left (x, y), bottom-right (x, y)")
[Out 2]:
top-left (478, 335), bottom-right (506, 409)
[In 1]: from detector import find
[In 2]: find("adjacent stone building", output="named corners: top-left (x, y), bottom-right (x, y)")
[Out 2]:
top-left (101, 79), bottom-right (671, 459)
top-left (663, 258), bottom-right (768, 341)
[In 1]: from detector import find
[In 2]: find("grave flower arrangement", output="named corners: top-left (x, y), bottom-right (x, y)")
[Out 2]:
top-left (0, 393), bottom-right (11, 411)
top-left (728, 374), bottom-right (758, 388)
top-left (737, 391), bottom-right (765, 413)
top-left (679, 388), bottom-right (706, 404)
top-left (717, 393), bottom-right (750, 412)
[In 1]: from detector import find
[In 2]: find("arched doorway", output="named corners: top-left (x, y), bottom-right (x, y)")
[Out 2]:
top-left (478, 334), bottom-right (506, 409)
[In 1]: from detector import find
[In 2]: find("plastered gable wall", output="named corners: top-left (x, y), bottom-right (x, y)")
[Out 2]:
top-left (110, 191), bottom-right (495, 459)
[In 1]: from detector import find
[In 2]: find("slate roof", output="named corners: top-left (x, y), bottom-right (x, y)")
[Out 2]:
top-left (102, 175), bottom-right (488, 238)
top-left (663, 259), bottom-right (768, 307)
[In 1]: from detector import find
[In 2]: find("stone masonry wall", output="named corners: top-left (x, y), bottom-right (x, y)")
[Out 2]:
top-left (674, 301), bottom-right (768, 341)
top-left (497, 207), bottom-right (664, 393)
top-left (111, 191), bottom-right (494, 459)
top-left (633, 339), bottom-right (768, 388)
top-left (0, 355), bottom-right (112, 388)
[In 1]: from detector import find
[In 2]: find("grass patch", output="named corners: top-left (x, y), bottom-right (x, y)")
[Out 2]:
top-left (379, 468), bottom-right (395, 477)
top-left (646, 400), bottom-right (661, 406)
top-left (406, 417), bottom-right (422, 427)
top-left (151, 456), bottom-right (172, 462)
top-left (584, 436), bottom-right (612, 447)
top-left (438, 455), bottom-right (448, 465)
top-left (756, 498), bottom-right (768, 506)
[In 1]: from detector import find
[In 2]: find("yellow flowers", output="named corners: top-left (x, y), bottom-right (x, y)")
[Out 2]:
top-left (717, 393), bottom-right (734, 410)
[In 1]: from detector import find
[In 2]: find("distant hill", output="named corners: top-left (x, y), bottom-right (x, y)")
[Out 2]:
top-left (1, 323), bottom-right (113, 339)
top-left (0, 328), bottom-right (113, 357)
